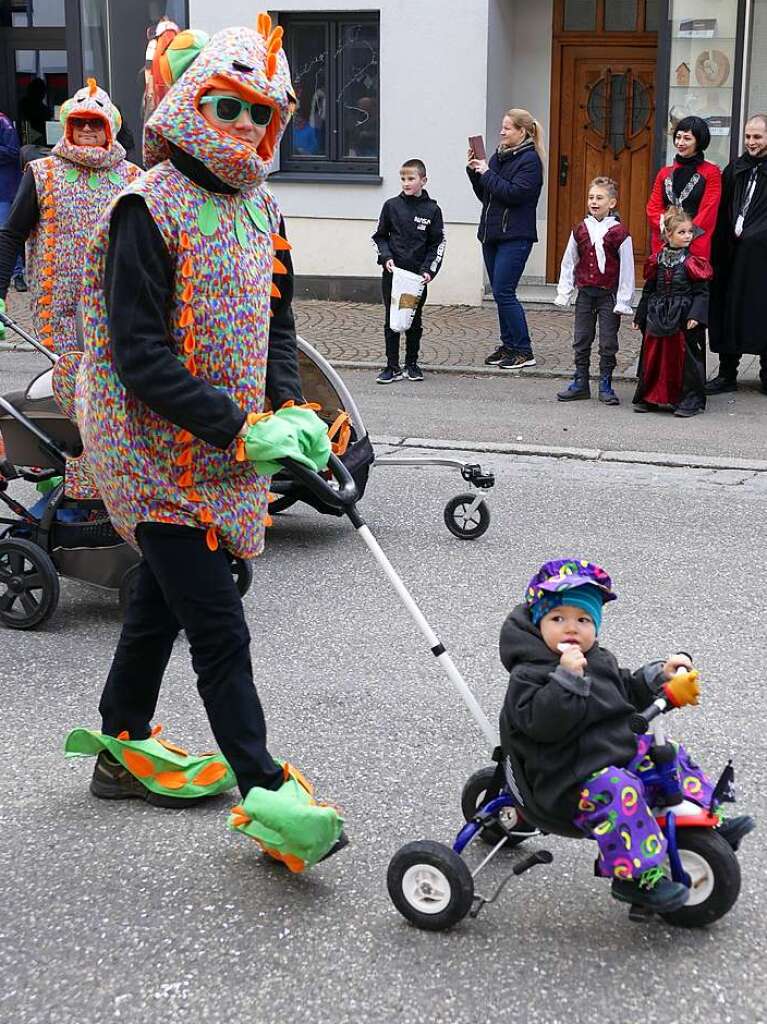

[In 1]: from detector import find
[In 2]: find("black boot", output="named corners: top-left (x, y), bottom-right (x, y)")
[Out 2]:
top-left (90, 751), bottom-right (208, 808)
top-left (557, 373), bottom-right (590, 401)
top-left (717, 815), bottom-right (756, 852)
top-left (598, 374), bottom-right (620, 405)
top-left (611, 868), bottom-right (689, 912)
top-left (705, 375), bottom-right (737, 395)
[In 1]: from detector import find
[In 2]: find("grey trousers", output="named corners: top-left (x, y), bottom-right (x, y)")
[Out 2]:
top-left (573, 287), bottom-right (620, 376)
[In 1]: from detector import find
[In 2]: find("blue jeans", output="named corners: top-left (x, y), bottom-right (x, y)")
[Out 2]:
top-left (483, 239), bottom-right (533, 355)
top-left (0, 199), bottom-right (24, 278)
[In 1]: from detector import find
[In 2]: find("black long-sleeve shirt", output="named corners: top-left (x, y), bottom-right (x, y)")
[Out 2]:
top-left (0, 167), bottom-right (38, 297)
top-left (104, 146), bottom-right (303, 451)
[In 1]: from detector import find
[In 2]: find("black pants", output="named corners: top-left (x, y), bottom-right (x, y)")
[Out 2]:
top-left (382, 270), bottom-right (427, 368)
top-left (717, 352), bottom-right (767, 384)
top-left (99, 523), bottom-right (283, 797)
top-left (572, 287), bottom-right (620, 376)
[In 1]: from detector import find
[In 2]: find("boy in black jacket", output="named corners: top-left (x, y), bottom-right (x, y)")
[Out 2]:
top-left (372, 158), bottom-right (445, 382)
top-left (499, 558), bottom-right (754, 912)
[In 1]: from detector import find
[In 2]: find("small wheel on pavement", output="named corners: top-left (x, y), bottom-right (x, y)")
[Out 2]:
top-left (387, 840), bottom-right (474, 931)
top-left (443, 493), bottom-right (490, 540)
top-left (0, 537), bottom-right (60, 630)
top-left (229, 555), bottom-right (254, 598)
top-left (461, 766), bottom-right (533, 848)
top-left (660, 828), bottom-right (741, 928)
top-left (118, 560), bottom-right (142, 616)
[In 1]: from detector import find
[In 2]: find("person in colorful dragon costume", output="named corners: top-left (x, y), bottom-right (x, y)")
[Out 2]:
top-left (0, 79), bottom-right (140, 353)
top-left (67, 17), bottom-right (346, 873)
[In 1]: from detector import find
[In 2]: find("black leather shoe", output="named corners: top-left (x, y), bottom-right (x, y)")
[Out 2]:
top-left (718, 815), bottom-right (756, 852)
top-left (705, 375), bottom-right (737, 395)
top-left (611, 875), bottom-right (689, 913)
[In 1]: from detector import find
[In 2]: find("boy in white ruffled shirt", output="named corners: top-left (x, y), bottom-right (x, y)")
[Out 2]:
top-left (554, 177), bottom-right (635, 405)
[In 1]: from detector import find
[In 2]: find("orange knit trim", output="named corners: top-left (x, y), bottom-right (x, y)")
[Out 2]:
top-left (187, 488), bottom-right (202, 503)
top-left (182, 281), bottom-right (194, 303)
top-left (178, 470), bottom-right (194, 488)
top-left (174, 447), bottom-right (193, 467)
top-left (175, 428), bottom-right (193, 444)
top-left (185, 354), bottom-right (197, 375)
top-left (199, 507), bottom-right (213, 525)
top-left (179, 306), bottom-right (194, 327)
top-left (272, 256), bottom-right (288, 276)
top-left (271, 232), bottom-right (291, 251)
top-left (205, 527), bottom-right (219, 551)
top-left (270, 282), bottom-right (281, 299)
top-left (181, 256), bottom-right (194, 278)
top-left (179, 231), bottom-right (192, 250)
top-left (183, 330), bottom-right (195, 353)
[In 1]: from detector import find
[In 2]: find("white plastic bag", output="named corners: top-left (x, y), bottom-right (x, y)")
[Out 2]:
top-left (388, 267), bottom-right (425, 333)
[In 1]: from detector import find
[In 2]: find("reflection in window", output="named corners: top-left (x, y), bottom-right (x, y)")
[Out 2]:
top-left (587, 72), bottom-right (651, 156)
top-left (15, 49), bottom-right (68, 145)
top-left (605, 0), bottom-right (637, 31)
top-left (281, 13), bottom-right (379, 174)
top-left (8, 0), bottom-right (65, 27)
top-left (645, 0), bottom-right (661, 31)
top-left (80, 0), bottom-right (110, 89)
top-left (564, 0), bottom-right (596, 30)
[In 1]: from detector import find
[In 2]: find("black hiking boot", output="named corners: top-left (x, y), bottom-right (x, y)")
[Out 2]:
top-left (611, 869), bottom-right (689, 913)
top-left (557, 373), bottom-right (590, 401)
top-left (717, 815), bottom-right (756, 852)
top-left (90, 751), bottom-right (207, 808)
top-left (598, 374), bottom-right (620, 405)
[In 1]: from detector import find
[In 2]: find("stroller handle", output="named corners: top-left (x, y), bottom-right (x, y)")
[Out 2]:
top-left (0, 311), bottom-right (58, 364)
top-left (280, 453), bottom-right (359, 510)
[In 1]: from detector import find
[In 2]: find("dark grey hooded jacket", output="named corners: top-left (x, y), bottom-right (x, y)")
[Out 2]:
top-left (498, 604), bottom-right (666, 825)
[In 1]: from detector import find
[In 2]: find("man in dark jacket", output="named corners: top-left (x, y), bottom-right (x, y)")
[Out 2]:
top-left (498, 558), bottom-right (751, 912)
top-left (707, 114), bottom-right (767, 395)
top-left (371, 158), bottom-right (445, 383)
top-left (0, 110), bottom-right (25, 304)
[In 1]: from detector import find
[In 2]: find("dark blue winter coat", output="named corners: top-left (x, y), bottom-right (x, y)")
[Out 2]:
top-left (467, 140), bottom-right (543, 244)
top-left (0, 113), bottom-right (21, 204)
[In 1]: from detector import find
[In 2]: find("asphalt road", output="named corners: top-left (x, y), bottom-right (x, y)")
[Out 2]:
top-left (1, 352), bottom-right (765, 1023)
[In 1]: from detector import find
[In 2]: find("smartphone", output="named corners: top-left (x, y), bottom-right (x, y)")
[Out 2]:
top-left (468, 134), bottom-right (486, 161)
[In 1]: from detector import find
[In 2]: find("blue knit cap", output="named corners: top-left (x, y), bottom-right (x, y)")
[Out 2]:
top-left (529, 583), bottom-right (606, 632)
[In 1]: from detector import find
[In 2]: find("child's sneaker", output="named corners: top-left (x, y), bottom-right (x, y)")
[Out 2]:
top-left (611, 868), bottom-right (689, 912)
top-left (557, 374), bottom-right (590, 401)
top-left (499, 352), bottom-right (536, 370)
top-left (404, 363), bottom-right (424, 382)
top-left (376, 366), bottom-right (403, 384)
top-left (484, 346), bottom-right (509, 365)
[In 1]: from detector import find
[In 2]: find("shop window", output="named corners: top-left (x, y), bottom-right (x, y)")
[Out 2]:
top-left (279, 12), bottom-right (379, 176)
top-left (747, 0), bottom-right (767, 118)
top-left (564, 0), bottom-right (596, 30)
top-left (605, 0), bottom-right (637, 32)
top-left (644, 0), bottom-right (661, 31)
top-left (3, 0), bottom-right (65, 27)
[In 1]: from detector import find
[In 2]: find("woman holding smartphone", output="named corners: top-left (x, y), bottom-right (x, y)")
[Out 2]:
top-left (467, 108), bottom-right (545, 369)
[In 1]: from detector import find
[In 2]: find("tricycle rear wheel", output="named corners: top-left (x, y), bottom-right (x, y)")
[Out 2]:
top-left (461, 766), bottom-right (535, 848)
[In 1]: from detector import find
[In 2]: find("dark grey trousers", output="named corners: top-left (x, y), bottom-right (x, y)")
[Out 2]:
top-left (573, 287), bottom-right (620, 376)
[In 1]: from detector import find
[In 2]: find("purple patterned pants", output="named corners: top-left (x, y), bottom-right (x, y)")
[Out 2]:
top-left (573, 735), bottom-right (714, 879)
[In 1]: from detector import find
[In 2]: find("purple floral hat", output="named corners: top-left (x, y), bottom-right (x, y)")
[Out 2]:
top-left (525, 558), bottom-right (617, 607)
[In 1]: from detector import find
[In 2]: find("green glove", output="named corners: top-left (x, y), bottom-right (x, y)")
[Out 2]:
top-left (36, 474), bottom-right (63, 495)
top-left (242, 407), bottom-right (330, 475)
top-left (0, 297), bottom-right (6, 340)
top-left (242, 413), bottom-right (318, 476)
top-left (274, 405), bottom-right (331, 471)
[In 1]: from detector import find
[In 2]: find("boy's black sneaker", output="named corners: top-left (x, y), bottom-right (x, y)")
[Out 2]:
top-left (376, 366), bottom-right (403, 384)
top-left (404, 363), bottom-right (424, 382)
top-left (499, 352), bottom-right (536, 370)
top-left (90, 751), bottom-right (206, 808)
top-left (611, 871), bottom-right (689, 913)
top-left (717, 815), bottom-right (756, 852)
top-left (484, 346), bottom-right (510, 366)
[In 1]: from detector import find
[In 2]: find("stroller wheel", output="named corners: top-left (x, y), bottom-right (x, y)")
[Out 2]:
top-left (443, 493), bottom-right (490, 540)
top-left (228, 555), bottom-right (254, 598)
top-left (387, 840), bottom-right (474, 931)
top-left (118, 556), bottom-right (254, 617)
top-left (0, 537), bottom-right (60, 630)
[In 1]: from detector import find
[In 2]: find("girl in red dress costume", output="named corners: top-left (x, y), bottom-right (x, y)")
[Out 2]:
top-left (632, 208), bottom-right (712, 418)
top-left (646, 116), bottom-right (721, 260)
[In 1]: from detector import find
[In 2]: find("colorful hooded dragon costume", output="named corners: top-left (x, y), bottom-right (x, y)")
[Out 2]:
top-left (26, 80), bottom-right (140, 353)
top-left (68, 17), bottom-right (343, 873)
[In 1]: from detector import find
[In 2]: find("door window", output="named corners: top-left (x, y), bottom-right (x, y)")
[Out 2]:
top-left (15, 49), bottom-right (68, 145)
top-left (5, 1), bottom-right (65, 27)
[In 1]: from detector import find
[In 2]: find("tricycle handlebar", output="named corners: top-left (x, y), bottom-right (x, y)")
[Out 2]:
top-left (630, 695), bottom-right (670, 734)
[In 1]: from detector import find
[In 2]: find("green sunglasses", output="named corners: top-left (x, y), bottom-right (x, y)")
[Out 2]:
top-left (200, 94), bottom-right (274, 126)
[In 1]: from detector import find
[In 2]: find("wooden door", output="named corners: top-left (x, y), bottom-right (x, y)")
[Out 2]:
top-left (553, 45), bottom-right (656, 281)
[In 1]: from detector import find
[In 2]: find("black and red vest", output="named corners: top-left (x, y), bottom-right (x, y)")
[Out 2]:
top-left (572, 220), bottom-right (629, 290)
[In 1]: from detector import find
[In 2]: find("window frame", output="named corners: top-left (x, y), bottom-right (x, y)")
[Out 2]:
top-left (277, 10), bottom-right (380, 178)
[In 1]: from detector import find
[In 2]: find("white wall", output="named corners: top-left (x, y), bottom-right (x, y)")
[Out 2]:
top-left (486, 0), bottom-right (553, 282)
top-left (188, 0), bottom-right (493, 303)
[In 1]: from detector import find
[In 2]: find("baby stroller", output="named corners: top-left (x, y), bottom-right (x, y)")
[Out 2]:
top-left (270, 337), bottom-right (496, 540)
top-left (0, 314), bottom-right (252, 630)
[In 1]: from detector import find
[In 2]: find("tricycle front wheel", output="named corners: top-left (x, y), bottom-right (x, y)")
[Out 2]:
top-left (661, 828), bottom-right (741, 928)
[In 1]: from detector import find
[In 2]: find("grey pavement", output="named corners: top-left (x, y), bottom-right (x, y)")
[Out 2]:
top-left (0, 449), bottom-right (765, 1024)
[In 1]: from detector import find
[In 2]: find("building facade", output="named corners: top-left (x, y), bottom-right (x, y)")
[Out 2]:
top-left (3, 1), bottom-right (767, 303)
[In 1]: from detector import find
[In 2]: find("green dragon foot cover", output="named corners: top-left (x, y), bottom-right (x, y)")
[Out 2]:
top-left (228, 764), bottom-right (343, 872)
top-left (64, 726), bottom-right (236, 799)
